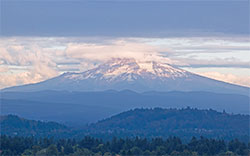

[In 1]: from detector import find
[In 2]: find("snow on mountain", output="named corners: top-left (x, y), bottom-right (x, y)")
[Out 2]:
top-left (2, 58), bottom-right (249, 96)
top-left (64, 58), bottom-right (189, 82)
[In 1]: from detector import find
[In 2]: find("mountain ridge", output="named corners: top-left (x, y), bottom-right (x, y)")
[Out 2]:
top-left (1, 90), bottom-right (249, 126)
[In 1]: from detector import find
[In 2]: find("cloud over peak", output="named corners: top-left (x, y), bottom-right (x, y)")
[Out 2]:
top-left (0, 37), bottom-right (249, 89)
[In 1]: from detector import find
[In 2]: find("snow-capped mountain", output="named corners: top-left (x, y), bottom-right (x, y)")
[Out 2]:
top-left (2, 58), bottom-right (249, 95)
top-left (64, 58), bottom-right (190, 82)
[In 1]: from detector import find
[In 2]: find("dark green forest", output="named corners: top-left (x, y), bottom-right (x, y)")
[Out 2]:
top-left (86, 108), bottom-right (249, 141)
top-left (1, 108), bottom-right (249, 142)
top-left (1, 135), bottom-right (249, 156)
top-left (0, 115), bottom-right (69, 138)
top-left (1, 108), bottom-right (249, 155)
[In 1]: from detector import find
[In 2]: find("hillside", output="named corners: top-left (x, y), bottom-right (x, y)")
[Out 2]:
top-left (0, 115), bottom-right (68, 137)
top-left (86, 108), bottom-right (250, 141)
top-left (1, 109), bottom-right (249, 141)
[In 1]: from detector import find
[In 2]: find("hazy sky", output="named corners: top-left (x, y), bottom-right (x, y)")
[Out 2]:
top-left (0, 0), bottom-right (249, 89)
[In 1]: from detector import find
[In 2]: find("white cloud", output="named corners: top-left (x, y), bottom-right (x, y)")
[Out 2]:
top-left (0, 63), bottom-right (58, 89)
top-left (176, 58), bottom-right (250, 68)
top-left (0, 66), bottom-right (8, 73)
top-left (198, 72), bottom-right (250, 87)
top-left (65, 40), bottom-right (175, 64)
top-left (0, 71), bottom-right (53, 89)
top-left (0, 38), bottom-right (60, 89)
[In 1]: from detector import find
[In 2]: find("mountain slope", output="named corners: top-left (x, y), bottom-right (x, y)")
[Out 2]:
top-left (86, 108), bottom-right (250, 141)
top-left (2, 58), bottom-right (249, 95)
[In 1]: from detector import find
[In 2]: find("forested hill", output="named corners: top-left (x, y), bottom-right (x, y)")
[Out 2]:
top-left (0, 115), bottom-right (68, 137)
top-left (86, 108), bottom-right (250, 141)
top-left (1, 108), bottom-right (249, 141)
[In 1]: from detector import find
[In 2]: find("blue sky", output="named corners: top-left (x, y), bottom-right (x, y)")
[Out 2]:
top-left (2, 0), bottom-right (249, 36)
top-left (0, 0), bottom-right (249, 89)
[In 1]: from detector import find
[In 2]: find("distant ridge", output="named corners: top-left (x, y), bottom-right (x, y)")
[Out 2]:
top-left (2, 58), bottom-right (249, 96)
top-left (1, 90), bottom-right (249, 125)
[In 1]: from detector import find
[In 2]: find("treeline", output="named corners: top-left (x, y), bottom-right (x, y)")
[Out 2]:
top-left (0, 135), bottom-right (249, 156)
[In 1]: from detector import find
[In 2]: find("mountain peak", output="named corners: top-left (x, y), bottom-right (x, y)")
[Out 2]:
top-left (2, 58), bottom-right (249, 95)
top-left (64, 58), bottom-right (189, 82)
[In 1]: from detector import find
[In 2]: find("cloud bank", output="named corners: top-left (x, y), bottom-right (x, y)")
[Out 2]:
top-left (0, 37), bottom-right (249, 89)
top-left (198, 72), bottom-right (250, 88)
